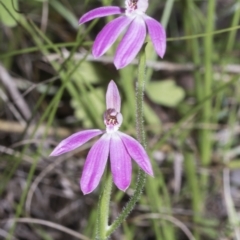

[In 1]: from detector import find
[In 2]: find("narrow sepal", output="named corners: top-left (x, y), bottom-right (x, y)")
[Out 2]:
top-left (145, 16), bottom-right (166, 58)
top-left (79, 6), bottom-right (124, 24)
top-left (93, 16), bottom-right (132, 58)
top-left (114, 17), bottom-right (146, 69)
top-left (110, 133), bottom-right (132, 191)
top-left (50, 129), bottom-right (103, 156)
top-left (119, 132), bottom-right (153, 176)
top-left (80, 134), bottom-right (110, 194)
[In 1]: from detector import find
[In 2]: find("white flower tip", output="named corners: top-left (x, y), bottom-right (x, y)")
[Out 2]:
top-left (49, 143), bottom-right (67, 156)
top-left (117, 182), bottom-right (130, 192)
top-left (114, 59), bottom-right (126, 69)
top-left (159, 47), bottom-right (166, 58)
top-left (81, 185), bottom-right (93, 195)
top-left (115, 63), bottom-right (123, 70)
top-left (107, 81), bottom-right (118, 95)
top-left (78, 17), bottom-right (84, 25)
top-left (92, 49), bottom-right (98, 58)
top-left (109, 79), bottom-right (116, 87)
top-left (92, 46), bottom-right (103, 58)
top-left (82, 191), bottom-right (88, 195)
top-left (149, 172), bottom-right (154, 177)
top-left (147, 169), bottom-right (154, 177)
top-left (49, 148), bottom-right (60, 157)
top-left (121, 186), bottom-right (128, 192)
top-left (49, 152), bottom-right (55, 157)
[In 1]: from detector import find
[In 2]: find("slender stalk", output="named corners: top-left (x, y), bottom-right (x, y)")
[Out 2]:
top-left (96, 167), bottom-right (113, 240)
top-left (184, 152), bottom-right (201, 239)
top-left (136, 44), bottom-right (147, 146)
top-left (160, 0), bottom-right (175, 28)
top-left (106, 44), bottom-right (148, 238)
top-left (226, 0), bottom-right (240, 52)
top-left (182, 3), bottom-right (203, 239)
top-left (106, 170), bottom-right (146, 238)
top-left (200, 0), bottom-right (216, 167)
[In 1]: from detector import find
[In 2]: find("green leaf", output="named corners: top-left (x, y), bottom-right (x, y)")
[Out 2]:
top-left (144, 102), bottom-right (162, 130)
top-left (0, 0), bottom-right (19, 27)
top-left (50, 0), bottom-right (78, 29)
top-left (75, 62), bottom-right (114, 84)
top-left (71, 88), bottom-right (105, 128)
top-left (146, 80), bottom-right (185, 107)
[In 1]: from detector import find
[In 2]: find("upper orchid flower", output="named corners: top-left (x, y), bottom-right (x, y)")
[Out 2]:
top-left (50, 81), bottom-right (153, 194)
top-left (79, 0), bottom-right (166, 69)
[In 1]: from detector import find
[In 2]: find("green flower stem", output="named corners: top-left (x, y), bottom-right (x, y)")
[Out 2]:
top-left (106, 45), bottom-right (148, 238)
top-left (106, 170), bottom-right (146, 237)
top-left (136, 43), bottom-right (147, 146)
top-left (161, 0), bottom-right (175, 28)
top-left (184, 152), bottom-right (201, 239)
top-left (97, 167), bottom-right (113, 240)
top-left (200, 0), bottom-right (216, 166)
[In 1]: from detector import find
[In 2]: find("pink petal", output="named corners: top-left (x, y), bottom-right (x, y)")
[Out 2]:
top-left (110, 133), bottom-right (132, 191)
top-left (114, 17), bottom-right (146, 69)
top-left (50, 129), bottom-right (103, 156)
top-left (93, 16), bottom-right (132, 58)
top-left (119, 132), bottom-right (154, 176)
top-left (144, 16), bottom-right (166, 58)
top-left (106, 80), bottom-right (121, 112)
top-left (79, 6), bottom-right (125, 24)
top-left (80, 134), bottom-right (110, 194)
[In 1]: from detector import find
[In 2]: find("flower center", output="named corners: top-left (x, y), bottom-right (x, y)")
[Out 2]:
top-left (125, 0), bottom-right (148, 15)
top-left (128, 0), bottom-right (138, 10)
top-left (104, 109), bottom-right (123, 133)
top-left (105, 109), bottom-right (119, 126)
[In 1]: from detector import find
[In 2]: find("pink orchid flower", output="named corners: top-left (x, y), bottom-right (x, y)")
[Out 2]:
top-left (50, 81), bottom-right (153, 194)
top-left (79, 0), bottom-right (166, 69)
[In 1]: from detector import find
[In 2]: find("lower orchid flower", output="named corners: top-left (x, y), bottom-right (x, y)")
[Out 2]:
top-left (50, 80), bottom-right (153, 194)
top-left (79, 0), bottom-right (166, 69)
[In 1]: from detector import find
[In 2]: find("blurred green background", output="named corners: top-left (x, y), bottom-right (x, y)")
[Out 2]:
top-left (1, 0), bottom-right (240, 239)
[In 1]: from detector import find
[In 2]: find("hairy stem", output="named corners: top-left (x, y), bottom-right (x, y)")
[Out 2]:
top-left (96, 167), bottom-right (112, 240)
top-left (106, 44), bottom-right (147, 238)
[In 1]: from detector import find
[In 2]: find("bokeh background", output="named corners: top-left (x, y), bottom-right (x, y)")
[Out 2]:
top-left (1, 0), bottom-right (240, 239)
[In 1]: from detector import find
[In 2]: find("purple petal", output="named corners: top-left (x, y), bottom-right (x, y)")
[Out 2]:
top-left (110, 133), bottom-right (132, 191)
top-left (79, 6), bottom-right (125, 24)
top-left (106, 80), bottom-right (121, 112)
top-left (50, 129), bottom-right (103, 156)
top-left (93, 16), bottom-right (132, 58)
top-left (114, 17), bottom-right (146, 69)
top-left (144, 16), bottom-right (166, 58)
top-left (119, 132), bottom-right (153, 176)
top-left (80, 134), bottom-right (110, 194)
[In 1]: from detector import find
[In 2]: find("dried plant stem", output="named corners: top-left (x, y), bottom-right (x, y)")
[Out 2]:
top-left (2, 218), bottom-right (90, 240)
top-left (105, 44), bottom-right (147, 238)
